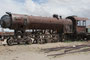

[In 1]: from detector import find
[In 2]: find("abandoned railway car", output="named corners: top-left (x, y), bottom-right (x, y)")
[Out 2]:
top-left (0, 12), bottom-right (89, 45)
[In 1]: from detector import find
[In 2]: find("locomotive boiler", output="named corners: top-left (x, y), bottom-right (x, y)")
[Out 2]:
top-left (0, 12), bottom-right (72, 32)
top-left (0, 12), bottom-right (89, 45)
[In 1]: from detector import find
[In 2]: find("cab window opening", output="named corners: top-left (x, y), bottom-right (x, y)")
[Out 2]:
top-left (77, 20), bottom-right (86, 26)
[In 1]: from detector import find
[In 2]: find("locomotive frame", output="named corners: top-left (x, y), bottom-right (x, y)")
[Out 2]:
top-left (0, 12), bottom-right (89, 45)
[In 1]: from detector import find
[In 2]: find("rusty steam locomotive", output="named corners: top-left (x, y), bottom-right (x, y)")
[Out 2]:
top-left (0, 12), bottom-right (89, 45)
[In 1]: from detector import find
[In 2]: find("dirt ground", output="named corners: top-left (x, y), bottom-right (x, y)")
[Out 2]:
top-left (0, 41), bottom-right (90, 60)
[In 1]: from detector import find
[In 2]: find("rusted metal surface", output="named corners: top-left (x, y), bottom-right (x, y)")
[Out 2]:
top-left (0, 32), bottom-right (14, 36)
top-left (76, 26), bottom-right (86, 33)
top-left (73, 17), bottom-right (88, 21)
top-left (1, 12), bottom-right (90, 46)
top-left (66, 16), bottom-right (88, 33)
top-left (74, 17), bottom-right (88, 33)
top-left (1, 13), bottom-right (72, 32)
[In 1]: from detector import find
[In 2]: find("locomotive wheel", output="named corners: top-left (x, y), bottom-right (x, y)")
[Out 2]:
top-left (17, 41), bottom-right (20, 44)
top-left (37, 38), bottom-right (46, 44)
top-left (37, 39), bottom-right (43, 44)
top-left (25, 41), bottom-right (32, 44)
top-left (7, 38), bottom-right (14, 46)
top-left (52, 34), bottom-right (60, 42)
top-left (25, 39), bottom-right (32, 44)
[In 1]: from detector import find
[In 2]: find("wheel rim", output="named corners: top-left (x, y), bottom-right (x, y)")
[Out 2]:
top-left (7, 39), bottom-right (13, 45)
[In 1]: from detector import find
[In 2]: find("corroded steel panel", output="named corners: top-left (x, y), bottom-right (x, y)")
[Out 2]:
top-left (76, 26), bottom-right (86, 33)
top-left (10, 13), bottom-right (72, 31)
top-left (74, 17), bottom-right (88, 21)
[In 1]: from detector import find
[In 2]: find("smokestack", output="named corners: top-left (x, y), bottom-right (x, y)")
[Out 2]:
top-left (53, 14), bottom-right (59, 19)
top-left (60, 16), bottom-right (62, 19)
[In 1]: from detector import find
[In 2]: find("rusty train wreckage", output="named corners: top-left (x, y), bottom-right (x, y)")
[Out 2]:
top-left (0, 12), bottom-right (90, 45)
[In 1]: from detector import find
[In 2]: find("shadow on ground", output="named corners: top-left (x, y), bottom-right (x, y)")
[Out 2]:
top-left (42, 45), bottom-right (90, 57)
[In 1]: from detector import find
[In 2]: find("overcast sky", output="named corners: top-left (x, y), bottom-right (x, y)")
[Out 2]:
top-left (0, 0), bottom-right (90, 31)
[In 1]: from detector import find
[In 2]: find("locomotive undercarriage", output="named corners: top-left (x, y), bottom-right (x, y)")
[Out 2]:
top-left (6, 29), bottom-right (61, 46)
top-left (4, 32), bottom-right (90, 46)
top-left (61, 33), bottom-right (88, 42)
top-left (6, 31), bottom-right (89, 46)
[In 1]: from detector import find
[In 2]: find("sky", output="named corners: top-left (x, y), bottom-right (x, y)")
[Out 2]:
top-left (0, 0), bottom-right (90, 32)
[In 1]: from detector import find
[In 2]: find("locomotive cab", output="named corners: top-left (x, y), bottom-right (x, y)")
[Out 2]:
top-left (66, 16), bottom-right (88, 33)
top-left (73, 16), bottom-right (88, 33)
top-left (66, 16), bottom-right (88, 40)
top-left (76, 20), bottom-right (86, 33)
